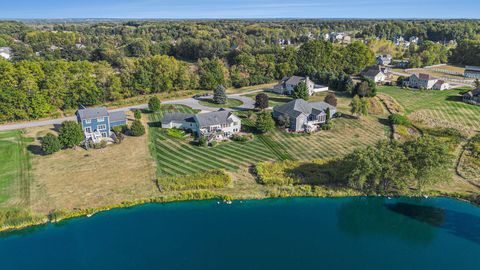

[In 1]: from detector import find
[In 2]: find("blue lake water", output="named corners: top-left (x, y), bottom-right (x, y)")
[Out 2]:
top-left (1, 197), bottom-right (479, 270)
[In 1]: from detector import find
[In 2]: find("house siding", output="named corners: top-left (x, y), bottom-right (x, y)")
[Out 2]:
top-left (80, 116), bottom-right (111, 137)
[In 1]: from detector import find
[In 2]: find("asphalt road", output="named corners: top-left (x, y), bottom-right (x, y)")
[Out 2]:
top-left (0, 91), bottom-right (261, 132)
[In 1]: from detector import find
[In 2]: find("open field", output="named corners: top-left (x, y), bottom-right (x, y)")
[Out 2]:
top-left (225, 83), bottom-right (276, 94)
top-left (0, 131), bottom-right (32, 207)
top-left (426, 64), bottom-right (465, 74)
top-left (378, 86), bottom-right (480, 132)
top-left (25, 113), bottom-right (157, 214)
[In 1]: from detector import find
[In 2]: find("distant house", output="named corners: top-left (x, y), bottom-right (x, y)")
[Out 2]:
top-left (0, 47), bottom-right (12, 60)
top-left (464, 66), bottom-right (480, 79)
top-left (273, 76), bottom-right (328, 96)
top-left (376, 55), bottom-right (392, 66)
top-left (409, 36), bottom-right (419, 43)
top-left (393, 59), bottom-right (410, 68)
top-left (404, 73), bottom-right (450, 90)
top-left (361, 66), bottom-right (387, 83)
top-left (463, 88), bottom-right (480, 105)
top-left (76, 107), bottom-right (127, 143)
top-left (433, 80), bottom-right (450, 90)
top-left (272, 99), bottom-right (336, 132)
top-left (161, 110), bottom-right (241, 141)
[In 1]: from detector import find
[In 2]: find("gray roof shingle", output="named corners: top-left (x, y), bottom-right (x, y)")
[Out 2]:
top-left (194, 111), bottom-right (233, 128)
top-left (161, 112), bottom-right (195, 124)
top-left (273, 99), bottom-right (335, 118)
top-left (109, 111), bottom-right (127, 123)
top-left (77, 107), bottom-right (109, 120)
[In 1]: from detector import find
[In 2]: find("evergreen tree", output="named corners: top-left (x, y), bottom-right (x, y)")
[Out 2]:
top-left (292, 81), bottom-right (309, 100)
top-left (213, 85), bottom-right (227, 104)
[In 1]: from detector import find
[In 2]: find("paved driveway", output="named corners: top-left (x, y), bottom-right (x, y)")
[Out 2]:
top-left (0, 91), bottom-right (259, 131)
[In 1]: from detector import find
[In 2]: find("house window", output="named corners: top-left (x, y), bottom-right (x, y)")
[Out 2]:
top-left (101, 132), bottom-right (108, 138)
top-left (85, 127), bottom-right (92, 133)
top-left (97, 117), bottom-right (105, 122)
top-left (97, 124), bottom-right (107, 130)
top-left (85, 119), bottom-right (91, 124)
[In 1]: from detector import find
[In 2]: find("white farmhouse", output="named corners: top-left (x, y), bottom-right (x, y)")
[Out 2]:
top-left (273, 76), bottom-right (328, 96)
top-left (404, 73), bottom-right (450, 90)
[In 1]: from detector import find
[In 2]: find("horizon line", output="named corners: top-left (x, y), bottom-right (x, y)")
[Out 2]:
top-left (1, 17), bottom-right (479, 21)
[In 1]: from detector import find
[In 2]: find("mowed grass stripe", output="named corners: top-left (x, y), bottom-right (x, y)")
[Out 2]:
top-left (154, 137), bottom-right (229, 173)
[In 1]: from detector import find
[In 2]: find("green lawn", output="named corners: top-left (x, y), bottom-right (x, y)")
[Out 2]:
top-left (378, 86), bottom-right (480, 131)
top-left (198, 98), bottom-right (243, 108)
top-left (148, 105), bottom-right (389, 177)
top-left (0, 131), bottom-right (32, 206)
top-left (245, 91), bottom-right (293, 107)
top-left (148, 105), bottom-right (279, 176)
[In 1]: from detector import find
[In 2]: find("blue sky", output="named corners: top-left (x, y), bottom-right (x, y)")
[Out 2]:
top-left (1, 0), bottom-right (479, 19)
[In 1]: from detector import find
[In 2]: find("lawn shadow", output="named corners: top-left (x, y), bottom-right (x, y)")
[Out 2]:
top-left (147, 122), bottom-right (162, 128)
top-left (51, 124), bottom-right (62, 132)
top-left (27, 144), bottom-right (46, 156)
top-left (445, 95), bottom-right (464, 102)
top-left (269, 97), bottom-right (292, 104)
top-left (377, 117), bottom-right (390, 127)
top-left (339, 114), bottom-right (357, 120)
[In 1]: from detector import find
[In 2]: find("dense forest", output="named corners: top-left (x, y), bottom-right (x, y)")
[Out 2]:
top-left (1, 19), bottom-right (480, 122)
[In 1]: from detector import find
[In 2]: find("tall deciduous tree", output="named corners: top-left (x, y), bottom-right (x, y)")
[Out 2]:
top-left (255, 93), bottom-right (269, 110)
top-left (148, 96), bottom-right (161, 112)
top-left (58, 121), bottom-right (84, 148)
top-left (255, 111), bottom-right (275, 133)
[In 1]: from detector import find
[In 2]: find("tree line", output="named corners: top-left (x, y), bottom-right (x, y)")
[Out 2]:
top-left (0, 39), bottom-right (375, 122)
